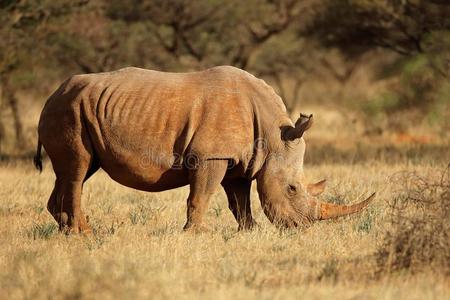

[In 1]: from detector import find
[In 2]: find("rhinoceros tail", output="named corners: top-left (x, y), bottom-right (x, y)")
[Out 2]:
top-left (33, 140), bottom-right (43, 173)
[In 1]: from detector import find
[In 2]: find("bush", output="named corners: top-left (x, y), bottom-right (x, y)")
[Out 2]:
top-left (364, 52), bottom-right (450, 128)
top-left (376, 165), bottom-right (450, 275)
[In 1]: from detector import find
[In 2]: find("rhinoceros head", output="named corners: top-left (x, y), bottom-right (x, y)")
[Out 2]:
top-left (256, 114), bottom-right (375, 228)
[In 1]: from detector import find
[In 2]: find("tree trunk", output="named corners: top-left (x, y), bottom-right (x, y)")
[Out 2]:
top-left (0, 116), bottom-right (4, 156)
top-left (1, 80), bottom-right (25, 149)
top-left (291, 78), bottom-right (304, 112)
top-left (272, 73), bottom-right (290, 111)
top-left (0, 86), bottom-right (4, 156)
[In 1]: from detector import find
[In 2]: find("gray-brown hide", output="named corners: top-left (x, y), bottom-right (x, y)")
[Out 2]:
top-left (34, 66), bottom-right (374, 233)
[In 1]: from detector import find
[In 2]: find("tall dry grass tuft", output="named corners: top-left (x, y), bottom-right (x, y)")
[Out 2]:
top-left (376, 165), bottom-right (450, 275)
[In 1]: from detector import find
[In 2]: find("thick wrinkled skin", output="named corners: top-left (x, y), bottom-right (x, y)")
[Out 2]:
top-left (35, 66), bottom-right (373, 233)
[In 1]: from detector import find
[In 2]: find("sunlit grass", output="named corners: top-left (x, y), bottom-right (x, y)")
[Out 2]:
top-left (0, 161), bottom-right (448, 299)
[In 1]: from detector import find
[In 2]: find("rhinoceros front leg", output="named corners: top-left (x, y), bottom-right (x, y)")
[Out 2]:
top-left (183, 160), bottom-right (228, 231)
top-left (221, 178), bottom-right (256, 230)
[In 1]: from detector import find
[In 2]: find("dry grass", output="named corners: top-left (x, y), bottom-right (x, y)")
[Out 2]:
top-left (376, 165), bottom-right (450, 275)
top-left (0, 160), bottom-right (449, 299)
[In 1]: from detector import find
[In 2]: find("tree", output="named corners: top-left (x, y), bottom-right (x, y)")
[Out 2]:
top-left (0, 0), bottom-right (88, 151)
top-left (306, 1), bottom-right (450, 56)
top-left (104, 0), bottom-right (320, 107)
top-left (306, 0), bottom-right (450, 122)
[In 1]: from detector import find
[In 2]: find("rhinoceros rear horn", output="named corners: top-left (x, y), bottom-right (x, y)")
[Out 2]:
top-left (282, 114), bottom-right (313, 141)
top-left (307, 179), bottom-right (326, 196)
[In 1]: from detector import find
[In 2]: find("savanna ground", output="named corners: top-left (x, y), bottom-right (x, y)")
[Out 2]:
top-left (1, 135), bottom-right (449, 299)
top-left (1, 1), bottom-right (449, 298)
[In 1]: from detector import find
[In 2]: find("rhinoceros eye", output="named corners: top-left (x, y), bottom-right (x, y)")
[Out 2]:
top-left (288, 184), bottom-right (297, 194)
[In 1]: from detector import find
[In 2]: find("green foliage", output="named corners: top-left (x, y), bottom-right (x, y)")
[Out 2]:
top-left (363, 92), bottom-right (400, 117)
top-left (129, 204), bottom-right (149, 225)
top-left (308, 0), bottom-right (450, 125)
top-left (364, 50), bottom-right (450, 123)
top-left (27, 222), bottom-right (58, 240)
top-left (355, 209), bottom-right (374, 233)
top-left (429, 82), bottom-right (450, 124)
top-left (212, 204), bottom-right (223, 218)
top-left (307, 0), bottom-right (450, 57)
top-left (1, 0), bottom-right (312, 77)
top-left (0, 0), bottom-right (89, 76)
top-left (326, 194), bottom-right (346, 205)
top-left (317, 259), bottom-right (338, 282)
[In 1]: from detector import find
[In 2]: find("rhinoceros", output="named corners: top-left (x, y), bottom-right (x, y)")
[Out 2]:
top-left (34, 66), bottom-right (374, 233)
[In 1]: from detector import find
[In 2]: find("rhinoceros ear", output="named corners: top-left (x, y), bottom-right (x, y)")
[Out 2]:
top-left (282, 114), bottom-right (313, 141)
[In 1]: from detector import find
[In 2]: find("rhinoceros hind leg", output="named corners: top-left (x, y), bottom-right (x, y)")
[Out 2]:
top-left (221, 178), bottom-right (256, 231)
top-left (43, 136), bottom-right (94, 233)
top-left (183, 160), bottom-right (228, 231)
top-left (48, 177), bottom-right (91, 233)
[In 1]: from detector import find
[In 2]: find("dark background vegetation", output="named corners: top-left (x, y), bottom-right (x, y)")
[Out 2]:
top-left (0, 0), bottom-right (449, 157)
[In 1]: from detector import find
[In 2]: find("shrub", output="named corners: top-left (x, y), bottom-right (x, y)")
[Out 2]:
top-left (376, 165), bottom-right (450, 275)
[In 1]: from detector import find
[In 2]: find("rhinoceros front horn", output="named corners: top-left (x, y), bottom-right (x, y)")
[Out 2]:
top-left (307, 193), bottom-right (376, 220)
